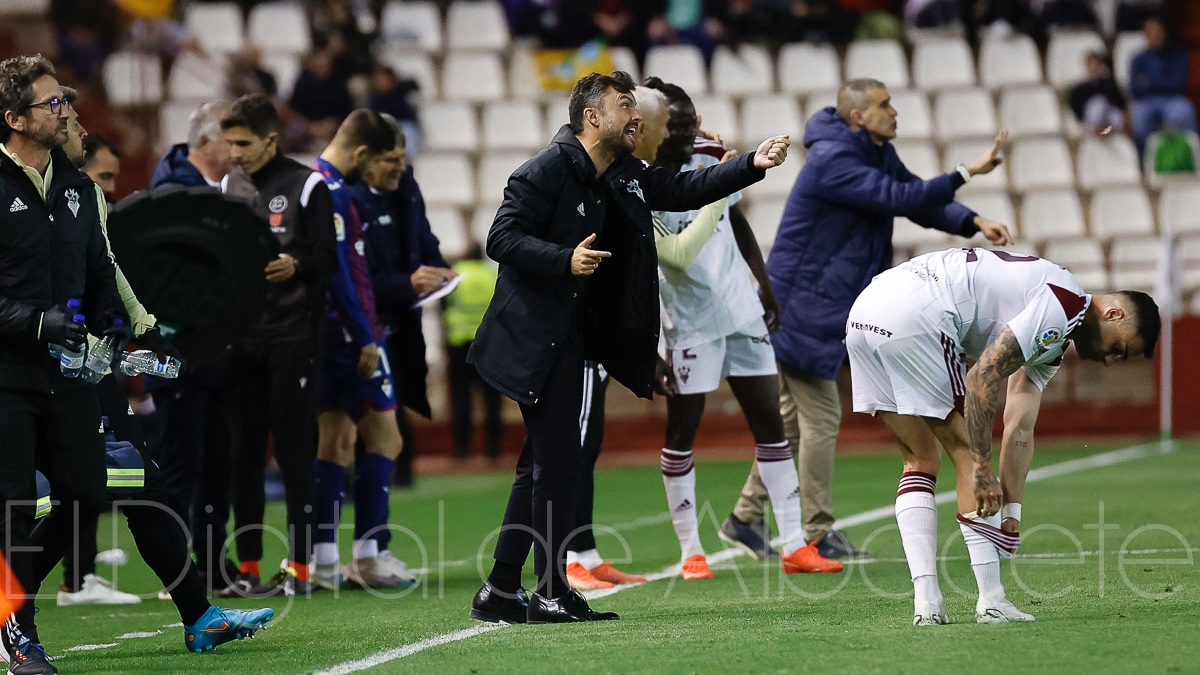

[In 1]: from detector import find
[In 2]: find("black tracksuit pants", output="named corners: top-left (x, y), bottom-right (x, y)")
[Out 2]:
top-left (492, 336), bottom-right (585, 599)
top-left (567, 361), bottom-right (608, 554)
top-left (225, 339), bottom-right (318, 566)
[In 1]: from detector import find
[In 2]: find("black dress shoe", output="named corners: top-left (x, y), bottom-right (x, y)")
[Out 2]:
top-left (470, 582), bottom-right (530, 624)
top-left (527, 589), bottom-right (620, 624)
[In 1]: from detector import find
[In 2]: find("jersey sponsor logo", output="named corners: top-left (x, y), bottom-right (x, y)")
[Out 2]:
top-left (269, 195), bottom-right (288, 213)
top-left (849, 321), bottom-right (893, 338)
top-left (270, 213), bottom-right (284, 232)
top-left (9, 197), bottom-right (27, 212)
top-left (625, 179), bottom-right (644, 202)
top-left (333, 213), bottom-right (346, 241)
top-left (65, 188), bottom-right (80, 217)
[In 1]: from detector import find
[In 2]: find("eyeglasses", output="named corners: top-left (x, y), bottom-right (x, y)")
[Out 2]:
top-left (26, 96), bottom-right (65, 115)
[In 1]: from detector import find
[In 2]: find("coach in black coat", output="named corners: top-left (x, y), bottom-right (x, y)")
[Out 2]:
top-left (468, 71), bottom-right (791, 624)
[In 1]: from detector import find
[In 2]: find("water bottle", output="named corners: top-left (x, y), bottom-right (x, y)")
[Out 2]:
top-left (81, 318), bottom-right (122, 384)
top-left (118, 350), bottom-right (182, 379)
top-left (51, 299), bottom-right (87, 378)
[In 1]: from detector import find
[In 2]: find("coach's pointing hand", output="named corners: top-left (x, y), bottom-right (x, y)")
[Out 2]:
top-left (753, 135), bottom-right (790, 169)
top-left (974, 215), bottom-right (1014, 246)
top-left (572, 233), bottom-right (612, 276)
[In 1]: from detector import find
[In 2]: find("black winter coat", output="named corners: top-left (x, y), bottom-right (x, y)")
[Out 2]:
top-left (469, 126), bottom-right (767, 406)
top-left (0, 147), bottom-right (125, 392)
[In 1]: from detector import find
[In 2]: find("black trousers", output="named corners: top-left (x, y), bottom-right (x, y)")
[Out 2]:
top-left (491, 338), bottom-right (584, 598)
top-left (447, 342), bottom-right (502, 458)
top-left (567, 362), bottom-right (608, 553)
top-left (151, 364), bottom-right (233, 579)
top-left (225, 339), bottom-right (317, 565)
top-left (1, 384), bottom-right (107, 643)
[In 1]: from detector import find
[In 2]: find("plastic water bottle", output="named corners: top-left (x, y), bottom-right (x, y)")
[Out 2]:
top-left (51, 299), bottom-right (87, 378)
top-left (81, 318), bottom-right (122, 384)
top-left (118, 350), bottom-right (182, 379)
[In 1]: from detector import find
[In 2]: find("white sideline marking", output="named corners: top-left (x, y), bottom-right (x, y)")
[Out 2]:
top-left (312, 440), bottom-right (1181, 673)
top-left (62, 643), bottom-right (118, 652)
top-left (115, 630), bottom-right (163, 639)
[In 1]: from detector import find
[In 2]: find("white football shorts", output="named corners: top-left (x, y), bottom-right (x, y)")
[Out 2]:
top-left (665, 319), bottom-right (777, 395)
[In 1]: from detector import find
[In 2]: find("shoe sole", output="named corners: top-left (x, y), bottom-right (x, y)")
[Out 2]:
top-left (782, 564), bottom-right (844, 574)
top-left (717, 530), bottom-right (771, 561)
top-left (681, 571), bottom-right (715, 580)
top-left (469, 609), bottom-right (527, 625)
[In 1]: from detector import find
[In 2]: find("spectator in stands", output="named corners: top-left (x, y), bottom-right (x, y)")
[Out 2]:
top-left (1116, 0), bottom-right (1163, 34)
top-left (592, 0), bottom-right (652, 65)
top-left (52, 0), bottom-right (119, 82)
top-left (508, 0), bottom-right (600, 48)
top-left (1037, 0), bottom-right (1097, 30)
top-left (646, 0), bottom-right (730, 63)
top-left (778, 0), bottom-right (861, 44)
top-left (82, 133), bottom-right (120, 199)
top-left (367, 65), bottom-right (422, 155)
top-left (288, 46), bottom-right (355, 149)
top-left (905, 0), bottom-right (962, 31)
top-left (1068, 51), bottom-right (1128, 137)
top-left (227, 44), bottom-right (278, 99)
top-left (1129, 15), bottom-right (1197, 156)
top-left (312, 0), bottom-right (375, 77)
top-left (443, 243), bottom-right (502, 460)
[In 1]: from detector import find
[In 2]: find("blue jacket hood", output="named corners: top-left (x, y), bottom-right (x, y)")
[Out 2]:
top-left (150, 143), bottom-right (209, 189)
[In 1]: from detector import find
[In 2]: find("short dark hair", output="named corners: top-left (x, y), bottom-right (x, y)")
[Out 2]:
top-left (568, 70), bottom-right (636, 134)
top-left (1118, 290), bottom-right (1161, 359)
top-left (221, 94), bottom-right (281, 137)
top-left (335, 108), bottom-right (395, 155)
top-left (0, 54), bottom-right (57, 142)
top-left (84, 133), bottom-right (120, 163)
top-left (643, 76), bottom-right (693, 111)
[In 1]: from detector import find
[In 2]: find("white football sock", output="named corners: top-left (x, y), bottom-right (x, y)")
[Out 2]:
top-left (896, 472), bottom-right (941, 607)
top-left (755, 441), bottom-right (805, 555)
top-left (313, 542), bottom-right (340, 566)
top-left (662, 448), bottom-right (703, 560)
top-left (352, 538), bottom-right (379, 561)
top-left (960, 513), bottom-right (1006, 602)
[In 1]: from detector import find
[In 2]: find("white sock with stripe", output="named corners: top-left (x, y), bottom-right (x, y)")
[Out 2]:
top-left (959, 513), bottom-right (1006, 602)
top-left (896, 471), bottom-right (942, 607)
top-left (754, 441), bottom-right (805, 555)
top-left (661, 448), bottom-right (703, 560)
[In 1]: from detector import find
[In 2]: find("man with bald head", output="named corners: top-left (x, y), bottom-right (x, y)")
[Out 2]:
top-left (726, 78), bottom-right (1015, 563)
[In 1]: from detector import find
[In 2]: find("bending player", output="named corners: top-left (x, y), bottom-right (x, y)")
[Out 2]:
top-left (845, 247), bottom-right (1160, 625)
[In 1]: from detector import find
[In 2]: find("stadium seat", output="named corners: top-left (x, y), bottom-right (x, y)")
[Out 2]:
top-left (740, 95), bottom-right (802, 149)
top-left (1094, 0), bottom-right (1119, 37)
top-left (999, 85), bottom-right (1063, 138)
top-left (1020, 189), bottom-right (1087, 242)
top-left (746, 156), bottom-right (801, 201)
top-left (891, 140), bottom-right (939, 179)
top-left (1077, 136), bottom-right (1141, 189)
top-left (1113, 31), bottom-right (1148, 91)
top-left (844, 40), bottom-right (910, 89)
top-left (956, 189), bottom-right (1018, 240)
top-left (260, 52), bottom-right (301, 100)
top-left (644, 45), bottom-right (708, 96)
top-left (377, 48), bottom-right (437, 100)
top-left (1143, 130), bottom-right (1200, 187)
top-left (777, 43), bottom-right (840, 95)
top-left (247, 2), bottom-right (310, 55)
top-left (507, 46), bottom-right (541, 100)
top-left (477, 152), bottom-right (528, 204)
top-left (158, 101), bottom-right (196, 150)
top-left (610, 46), bottom-right (640, 82)
top-left (1043, 238), bottom-right (1110, 291)
top-left (380, 1), bottom-right (443, 53)
top-left (1009, 137), bottom-right (1074, 192)
top-left (1045, 31), bottom-right (1106, 89)
top-left (691, 96), bottom-right (740, 147)
top-left (184, 2), bottom-right (244, 57)
top-left (420, 102), bottom-right (478, 153)
top-left (1158, 183), bottom-right (1200, 235)
top-left (1108, 235), bottom-right (1162, 292)
top-left (711, 44), bottom-right (774, 96)
top-left (166, 52), bottom-right (227, 103)
top-left (912, 37), bottom-right (976, 91)
top-left (944, 138), bottom-right (1008, 192)
top-left (1179, 234), bottom-right (1200, 293)
top-left (471, 203), bottom-right (500, 242)
top-left (979, 34), bottom-right (1041, 89)
top-left (426, 205), bottom-right (469, 258)
top-left (481, 101), bottom-right (544, 152)
top-left (745, 197), bottom-right (786, 253)
top-left (889, 89), bottom-right (933, 140)
top-left (441, 51), bottom-right (506, 102)
top-left (802, 89), bottom-right (839, 121)
top-left (102, 51), bottom-right (163, 106)
top-left (892, 217), bottom-right (952, 255)
top-left (934, 88), bottom-right (997, 142)
top-left (0, 0), bottom-right (49, 12)
top-left (412, 154), bottom-right (476, 206)
top-left (1090, 186), bottom-right (1155, 240)
top-left (446, 0), bottom-right (509, 51)
top-left (542, 97), bottom-right (570, 140)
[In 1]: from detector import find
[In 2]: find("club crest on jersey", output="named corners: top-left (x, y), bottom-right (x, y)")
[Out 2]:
top-left (625, 179), bottom-right (644, 202)
top-left (269, 195), bottom-right (288, 213)
top-left (65, 188), bottom-right (80, 217)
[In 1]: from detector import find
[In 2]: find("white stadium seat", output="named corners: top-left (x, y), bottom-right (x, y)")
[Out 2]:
top-left (889, 89), bottom-right (933, 140)
top-left (740, 95), bottom-right (802, 149)
top-left (425, 205), bottom-right (469, 258)
top-left (1044, 238), bottom-right (1109, 291)
top-left (1009, 137), bottom-right (1074, 193)
top-left (482, 101), bottom-right (544, 152)
top-left (1114, 31), bottom-right (1148, 91)
top-left (477, 152), bottom-right (529, 204)
top-left (102, 51), bottom-right (162, 106)
top-left (1020, 189), bottom-right (1087, 242)
top-left (1108, 235), bottom-right (1162, 292)
top-left (1179, 234), bottom-right (1200, 292)
top-left (166, 52), bottom-right (227, 103)
top-left (420, 102), bottom-right (478, 153)
top-left (956, 189), bottom-right (1017, 240)
top-left (158, 101), bottom-right (196, 151)
top-left (377, 48), bottom-right (437, 100)
top-left (912, 37), bottom-right (976, 91)
top-left (844, 40), bottom-right (910, 89)
top-left (891, 140), bottom-right (939, 179)
top-left (644, 45), bottom-right (708, 96)
top-left (934, 88), bottom-right (997, 142)
top-left (610, 46), bottom-right (640, 81)
top-left (446, 0), bottom-right (509, 51)
top-left (979, 34), bottom-right (1041, 89)
top-left (711, 44), bottom-right (773, 97)
top-left (471, 203), bottom-right (501, 243)
top-left (380, 1), bottom-right (443, 53)
top-left (413, 154), bottom-right (476, 206)
top-left (1045, 31), bottom-right (1106, 89)
top-left (777, 43), bottom-right (840, 95)
top-left (745, 197), bottom-right (787, 254)
top-left (542, 97), bottom-right (570, 140)
top-left (892, 217), bottom-right (952, 255)
top-left (1159, 184), bottom-right (1200, 235)
top-left (260, 52), bottom-right (301, 100)
top-left (999, 85), bottom-right (1062, 138)
top-left (507, 46), bottom-right (541, 100)
top-left (802, 89), bottom-right (839, 121)
top-left (752, 156), bottom-right (802, 200)
top-left (944, 138), bottom-right (1008, 192)
top-left (247, 2), bottom-right (310, 54)
top-left (691, 96), bottom-right (740, 146)
top-left (441, 51), bottom-right (506, 102)
top-left (1090, 186), bottom-right (1155, 240)
top-left (1076, 136), bottom-right (1141, 189)
top-left (184, 2), bottom-right (244, 57)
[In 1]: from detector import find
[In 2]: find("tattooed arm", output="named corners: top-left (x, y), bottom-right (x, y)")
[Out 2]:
top-left (964, 327), bottom-right (1028, 516)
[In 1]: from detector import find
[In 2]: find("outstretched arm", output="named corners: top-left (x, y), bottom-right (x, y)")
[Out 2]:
top-left (964, 326), bottom-right (1028, 516)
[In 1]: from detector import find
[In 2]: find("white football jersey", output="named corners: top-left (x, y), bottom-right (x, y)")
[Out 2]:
top-left (893, 247), bottom-right (1091, 389)
top-left (655, 139), bottom-right (761, 350)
